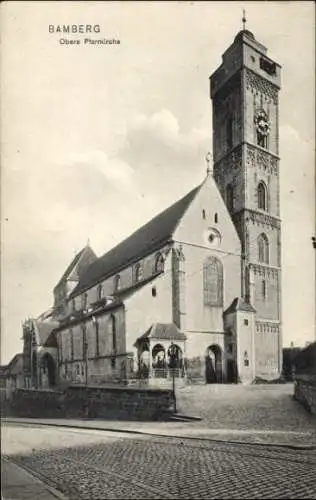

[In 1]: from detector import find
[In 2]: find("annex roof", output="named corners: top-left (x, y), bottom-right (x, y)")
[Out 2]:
top-left (6, 353), bottom-right (23, 375)
top-left (135, 323), bottom-right (187, 345)
top-left (224, 297), bottom-right (256, 315)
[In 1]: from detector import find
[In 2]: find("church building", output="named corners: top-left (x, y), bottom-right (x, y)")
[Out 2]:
top-left (22, 25), bottom-right (282, 388)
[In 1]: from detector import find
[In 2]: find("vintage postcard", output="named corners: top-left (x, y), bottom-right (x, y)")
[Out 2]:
top-left (1, 1), bottom-right (315, 499)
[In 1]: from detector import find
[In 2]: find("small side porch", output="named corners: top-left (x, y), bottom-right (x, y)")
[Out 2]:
top-left (134, 323), bottom-right (187, 388)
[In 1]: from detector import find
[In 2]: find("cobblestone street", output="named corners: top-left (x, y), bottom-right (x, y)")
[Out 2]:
top-left (176, 383), bottom-right (316, 435)
top-left (2, 423), bottom-right (316, 499)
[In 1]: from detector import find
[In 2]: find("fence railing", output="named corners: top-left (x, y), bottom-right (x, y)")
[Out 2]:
top-left (152, 368), bottom-right (185, 378)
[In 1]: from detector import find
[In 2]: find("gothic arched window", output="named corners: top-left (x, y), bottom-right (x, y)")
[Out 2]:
top-left (258, 233), bottom-right (269, 264)
top-left (97, 283), bottom-right (103, 301)
top-left (203, 257), bottom-right (223, 307)
top-left (226, 184), bottom-right (234, 212)
top-left (82, 293), bottom-right (88, 310)
top-left (94, 318), bottom-right (99, 356)
top-left (134, 263), bottom-right (143, 283)
top-left (154, 253), bottom-right (164, 273)
top-left (70, 328), bottom-right (74, 360)
top-left (257, 182), bottom-right (267, 211)
top-left (110, 315), bottom-right (117, 352)
top-left (114, 274), bottom-right (121, 292)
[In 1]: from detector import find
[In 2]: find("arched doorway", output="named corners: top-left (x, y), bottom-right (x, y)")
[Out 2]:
top-left (152, 344), bottom-right (167, 377)
top-left (205, 345), bottom-right (223, 384)
top-left (41, 353), bottom-right (56, 387)
top-left (167, 344), bottom-right (184, 377)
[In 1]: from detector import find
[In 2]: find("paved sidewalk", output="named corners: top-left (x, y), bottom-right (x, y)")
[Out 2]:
top-left (3, 417), bottom-right (316, 449)
top-left (1, 457), bottom-right (67, 500)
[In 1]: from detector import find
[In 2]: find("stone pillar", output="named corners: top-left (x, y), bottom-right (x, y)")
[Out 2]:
top-left (248, 265), bottom-right (255, 306)
top-left (172, 246), bottom-right (186, 330)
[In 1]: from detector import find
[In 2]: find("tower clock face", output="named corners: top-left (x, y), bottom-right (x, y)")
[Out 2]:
top-left (255, 110), bottom-right (270, 136)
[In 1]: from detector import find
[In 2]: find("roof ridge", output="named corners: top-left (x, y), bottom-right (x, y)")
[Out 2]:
top-left (70, 184), bottom-right (201, 298)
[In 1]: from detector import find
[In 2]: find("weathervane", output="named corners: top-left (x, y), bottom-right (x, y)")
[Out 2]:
top-left (242, 9), bottom-right (247, 30)
top-left (206, 152), bottom-right (212, 175)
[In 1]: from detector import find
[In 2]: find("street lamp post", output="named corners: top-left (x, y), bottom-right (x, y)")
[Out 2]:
top-left (84, 341), bottom-right (88, 386)
top-left (169, 343), bottom-right (177, 414)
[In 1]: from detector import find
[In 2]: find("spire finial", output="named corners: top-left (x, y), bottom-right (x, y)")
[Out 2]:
top-left (242, 9), bottom-right (247, 30)
top-left (205, 152), bottom-right (212, 175)
top-left (87, 237), bottom-right (90, 247)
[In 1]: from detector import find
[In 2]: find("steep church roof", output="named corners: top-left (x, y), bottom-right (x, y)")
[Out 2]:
top-left (70, 185), bottom-right (201, 297)
top-left (54, 245), bottom-right (97, 291)
top-left (6, 353), bottom-right (23, 375)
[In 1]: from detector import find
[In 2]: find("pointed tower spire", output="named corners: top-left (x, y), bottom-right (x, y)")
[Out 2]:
top-left (242, 9), bottom-right (247, 31)
top-left (206, 152), bottom-right (213, 176)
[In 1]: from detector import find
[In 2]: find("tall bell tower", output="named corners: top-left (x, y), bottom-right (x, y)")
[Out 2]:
top-left (210, 18), bottom-right (282, 379)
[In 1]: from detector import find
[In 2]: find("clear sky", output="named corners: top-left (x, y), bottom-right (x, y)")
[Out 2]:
top-left (1, 1), bottom-right (315, 364)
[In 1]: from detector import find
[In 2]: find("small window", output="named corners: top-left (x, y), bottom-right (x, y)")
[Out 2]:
top-left (135, 263), bottom-right (143, 282)
top-left (257, 182), bottom-right (267, 211)
top-left (82, 293), bottom-right (88, 310)
top-left (244, 319), bottom-right (249, 326)
top-left (154, 253), bottom-right (164, 273)
top-left (244, 351), bottom-right (249, 367)
top-left (202, 209), bottom-right (206, 219)
top-left (114, 274), bottom-right (121, 292)
top-left (76, 364), bottom-right (80, 375)
top-left (97, 283), bottom-right (103, 301)
top-left (214, 213), bottom-right (218, 223)
top-left (111, 358), bottom-right (116, 369)
top-left (152, 286), bottom-right (157, 297)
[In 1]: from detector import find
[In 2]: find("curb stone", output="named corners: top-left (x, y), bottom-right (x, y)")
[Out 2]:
top-left (1, 456), bottom-right (68, 500)
top-left (3, 418), bottom-right (316, 451)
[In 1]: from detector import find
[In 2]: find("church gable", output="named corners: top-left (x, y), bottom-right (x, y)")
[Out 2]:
top-left (173, 173), bottom-right (241, 254)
